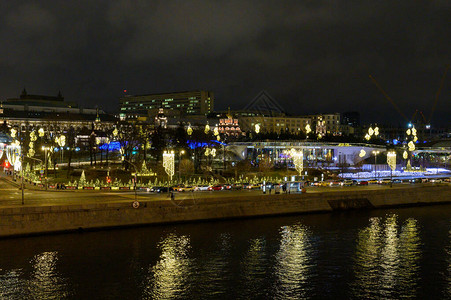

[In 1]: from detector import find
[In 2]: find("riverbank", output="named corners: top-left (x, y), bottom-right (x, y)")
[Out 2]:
top-left (0, 185), bottom-right (450, 237)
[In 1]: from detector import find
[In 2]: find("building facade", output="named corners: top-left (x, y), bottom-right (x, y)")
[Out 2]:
top-left (120, 90), bottom-right (214, 119)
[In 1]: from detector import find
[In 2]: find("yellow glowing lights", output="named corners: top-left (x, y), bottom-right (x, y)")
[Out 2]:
top-left (216, 135), bottom-right (221, 141)
top-left (30, 131), bottom-right (37, 142)
top-left (387, 151), bottom-right (396, 171)
top-left (406, 129), bottom-right (411, 136)
top-left (413, 136), bottom-right (418, 142)
top-left (10, 128), bottom-right (17, 138)
top-left (374, 127), bottom-right (379, 136)
top-left (113, 128), bottom-right (118, 137)
top-left (403, 150), bottom-right (408, 159)
top-left (55, 135), bottom-right (66, 147)
top-left (213, 126), bottom-right (219, 136)
top-left (365, 134), bottom-right (371, 141)
top-left (290, 148), bottom-right (303, 175)
top-left (255, 124), bottom-right (260, 134)
top-left (305, 124), bottom-right (311, 134)
top-left (368, 127), bottom-right (374, 136)
top-left (408, 141), bottom-right (415, 151)
top-left (163, 150), bottom-right (175, 180)
top-left (204, 124), bottom-right (210, 134)
top-left (359, 149), bottom-right (366, 158)
top-left (412, 127), bottom-right (417, 136)
top-left (38, 128), bottom-right (45, 137)
top-left (187, 124), bottom-right (193, 136)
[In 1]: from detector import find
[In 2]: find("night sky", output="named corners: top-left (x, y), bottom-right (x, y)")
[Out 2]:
top-left (1, 1), bottom-right (450, 126)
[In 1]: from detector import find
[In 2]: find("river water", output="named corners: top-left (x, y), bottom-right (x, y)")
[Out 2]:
top-left (0, 204), bottom-right (450, 299)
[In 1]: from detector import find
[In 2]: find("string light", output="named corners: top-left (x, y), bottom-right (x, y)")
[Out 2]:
top-left (403, 150), bottom-right (408, 159)
top-left (187, 124), bottom-right (193, 136)
top-left (255, 124), bottom-right (260, 134)
top-left (290, 148), bottom-right (303, 175)
top-left (38, 128), bottom-right (45, 137)
top-left (163, 150), bottom-right (175, 180)
top-left (359, 149), bottom-right (366, 158)
top-left (387, 151), bottom-right (396, 171)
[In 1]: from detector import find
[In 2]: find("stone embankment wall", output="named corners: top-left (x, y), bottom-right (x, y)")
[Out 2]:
top-left (0, 185), bottom-right (450, 237)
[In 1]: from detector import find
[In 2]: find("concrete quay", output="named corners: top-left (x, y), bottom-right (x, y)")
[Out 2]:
top-left (0, 185), bottom-right (450, 238)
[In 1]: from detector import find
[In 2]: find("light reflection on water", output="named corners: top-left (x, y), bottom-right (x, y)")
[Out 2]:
top-left (352, 215), bottom-right (421, 299)
top-left (142, 233), bottom-right (193, 300)
top-left (0, 206), bottom-right (449, 299)
top-left (272, 223), bottom-right (316, 299)
top-left (0, 251), bottom-right (70, 300)
top-left (446, 229), bottom-right (451, 298)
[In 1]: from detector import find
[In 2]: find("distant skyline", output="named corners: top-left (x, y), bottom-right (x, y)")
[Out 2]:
top-left (1, 1), bottom-right (449, 126)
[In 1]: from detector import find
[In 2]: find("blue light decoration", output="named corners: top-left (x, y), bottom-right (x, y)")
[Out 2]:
top-left (99, 141), bottom-right (121, 151)
top-left (187, 140), bottom-right (227, 149)
top-left (392, 139), bottom-right (399, 145)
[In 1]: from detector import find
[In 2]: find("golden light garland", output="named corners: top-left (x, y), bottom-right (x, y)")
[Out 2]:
top-left (387, 151), bottom-right (396, 171)
top-left (163, 150), bottom-right (175, 180)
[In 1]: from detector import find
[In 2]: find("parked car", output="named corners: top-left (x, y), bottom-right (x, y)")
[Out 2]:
top-left (329, 180), bottom-right (342, 187)
top-left (342, 179), bottom-right (354, 186)
top-left (178, 186), bottom-right (195, 192)
top-left (409, 178), bottom-right (421, 184)
top-left (248, 183), bottom-right (261, 190)
top-left (392, 179), bottom-right (402, 184)
top-left (429, 178), bottom-right (443, 183)
top-left (230, 183), bottom-right (243, 190)
top-left (211, 184), bottom-right (224, 191)
top-left (358, 180), bottom-right (369, 186)
top-left (378, 179), bottom-right (392, 185)
top-left (153, 186), bottom-right (169, 193)
top-left (368, 179), bottom-right (378, 185)
top-left (195, 185), bottom-right (211, 191)
top-left (222, 184), bottom-right (232, 190)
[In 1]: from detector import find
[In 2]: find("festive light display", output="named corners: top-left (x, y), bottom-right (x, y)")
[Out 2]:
top-left (6, 142), bottom-right (21, 166)
top-left (359, 149), bottom-right (366, 158)
top-left (290, 148), bottom-right (303, 175)
top-left (213, 126), bottom-right (219, 136)
top-left (204, 124), bottom-right (210, 134)
top-left (187, 124), bottom-right (193, 136)
top-left (55, 135), bottom-right (66, 147)
top-left (255, 124), bottom-right (260, 134)
top-left (403, 150), bottom-right (408, 159)
top-left (408, 141), bottom-right (415, 151)
top-left (163, 150), bottom-right (175, 180)
top-left (10, 128), bottom-right (17, 138)
top-left (387, 151), bottom-right (396, 171)
top-left (305, 124), bottom-right (311, 134)
top-left (113, 128), bottom-right (118, 137)
top-left (38, 128), bottom-right (45, 137)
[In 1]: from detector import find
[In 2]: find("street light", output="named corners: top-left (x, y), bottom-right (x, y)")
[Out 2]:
top-left (372, 150), bottom-right (380, 179)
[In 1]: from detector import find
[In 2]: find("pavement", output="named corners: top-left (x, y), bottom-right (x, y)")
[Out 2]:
top-left (0, 173), bottom-right (446, 208)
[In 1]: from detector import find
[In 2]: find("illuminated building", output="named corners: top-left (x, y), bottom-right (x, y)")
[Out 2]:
top-left (120, 90), bottom-right (214, 119)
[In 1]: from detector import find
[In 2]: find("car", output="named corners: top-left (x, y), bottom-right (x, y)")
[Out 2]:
top-left (329, 180), bottom-right (342, 187)
top-left (378, 179), bottom-right (391, 185)
top-left (429, 178), bottom-right (442, 183)
top-left (230, 183), bottom-right (243, 190)
top-left (178, 186), bottom-right (194, 192)
top-left (242, 183), bottom-right (251, 189)
top-left (152, 186), bottom-right (169, 193)
top-left (358, 180), bottom-right (369, 186)
top-left (368, 179), bottom-right (378, 185)
top-left (342, 179), bottom-right (354, 186)
top-left (211, 184), bottom-right (223, 191)
top-left (392, 179), bottom-right (402, 184)
top-left (195, 185), bottom-right (211, 191)
top-left (310, 181), bottom-right (320, 186)
top-left (171, 184), bottom-right (185, 191)
top-left (319, 181), bottom-right (330, 187)
top-left (222, 184), bottom-right (232, 190)
top-left (248, 183), bottom-right (261, 190)
top-left (409, 178), bottom-right (421, 184)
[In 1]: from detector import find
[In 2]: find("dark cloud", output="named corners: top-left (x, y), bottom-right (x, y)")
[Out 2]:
top-left (0, 0), bottom-right (449, 126)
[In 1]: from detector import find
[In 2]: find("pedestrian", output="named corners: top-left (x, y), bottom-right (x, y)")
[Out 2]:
top-left (269, 187), bottom-right (272, 195)
top-left (170, 191), bottom-right (175, 201)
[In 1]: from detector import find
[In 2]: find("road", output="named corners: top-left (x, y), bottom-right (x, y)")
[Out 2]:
top-left (0, 175), bottom-right (445, 208)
